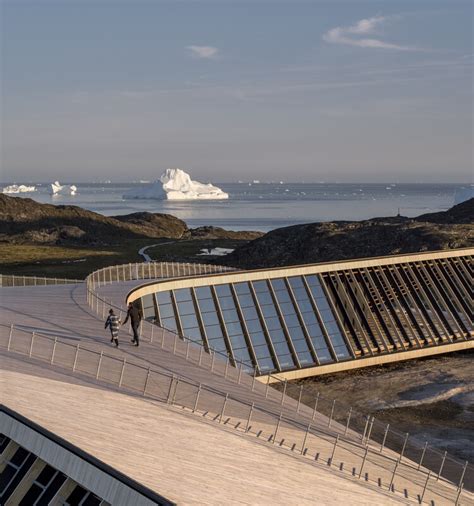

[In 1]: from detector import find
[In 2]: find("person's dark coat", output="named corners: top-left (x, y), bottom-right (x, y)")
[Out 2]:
top-left (123, 305), bottom-right (143, 327)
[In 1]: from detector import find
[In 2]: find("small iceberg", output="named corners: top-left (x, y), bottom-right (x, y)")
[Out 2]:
top-left (198, 247), bottom-right (234, 256)
top-left (123, 168), bottom-right (229, 200)
top-left (49, 181), bottom-right (77, 196)
top-left (2, 184), bottom-right (36, 194)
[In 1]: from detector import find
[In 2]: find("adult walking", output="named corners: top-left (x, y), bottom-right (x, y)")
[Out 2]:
top-left (123, 302), bottom-right (143, 346)
top-left (104, 308), bottom-right (120, 347)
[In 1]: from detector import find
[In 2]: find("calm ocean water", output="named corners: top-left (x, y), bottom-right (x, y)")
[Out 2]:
top-left (4, 182), bottom-right (471, 232)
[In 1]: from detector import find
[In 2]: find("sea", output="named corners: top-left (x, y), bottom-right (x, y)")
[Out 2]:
top-left (3, 182), bottom-right (472, 232)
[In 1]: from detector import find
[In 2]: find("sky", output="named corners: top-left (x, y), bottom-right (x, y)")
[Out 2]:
top-left (1, 0), bottom-right (472, 183)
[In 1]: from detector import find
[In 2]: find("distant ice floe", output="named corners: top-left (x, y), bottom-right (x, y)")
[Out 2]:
top-left (123, 168), bottom-right (229, 200)
top-left (198, 247), bottom-right (234, 256)
top-left (2, 184), bottom-right (36, 194)
top-left (454, 186), bottom-right (473, 205)
top-left (50, 181), bottom-right (77, 196)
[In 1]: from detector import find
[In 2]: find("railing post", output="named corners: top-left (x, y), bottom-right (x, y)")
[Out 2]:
top-left (265, 375), bottom-right (270, 398)
top-left (380, 423), bottom-right (390, 453)
top-left (29, 332), bottom-right (35, 357)
top-left (237, 360), bottom-right (243, 384)
top-left (173, 334), bottom-right (178, 355)
top-left (280, 380), bottom-right (287, 405)
top-left (186, 341), bottom-right (190, 360)
top-left (198, 346), bottom-right (203, 366)
top-left (119, 358), bottom-right (126, 387)
top-left (251, 368), bottom-right (257, 391)
top-left (301, 423), bottom-right (311, 455)
top-left (211, 350), bottom-right (216, 372)
top-left (96, 351), bottom-right (103, 379)
top-left (329, 435), bottom-right (339, 466)
top-left (50, 337), bottom-right (58, 364)
top-left (388, 458), bottom-right (400, 492)
top-left (361, 415), bottom-right (369, 442)
top-left (296, 385), bottom-right (303, 413)
top-left (344, 407), bottom-right (352, 436)
top-left (312, 393), bottom-right (320, 421)
top-left (359, 447), bottom-right (369, 479)
top-left (365, 416), bottom-right (375, 445)
top-left (219, 393), bottom-right (228, 423)
top-left (150, 325), bottom-right (154, 343)
top-left (166, 375), bottom-right (175, 404)
top-left (192, 383), bottom-right (202, 413)
top-left (72, 344), bottom-right (80, 372)
top-left (7, 324), bottom-right (13, 351)
top-left (417, 441), bottom-right (428, 471)
top-left (171, 378), bottom-right (180, 405)
top-left (457, 461), bottom-right (468, 492)
top-left (436, 451), bottom-right (447, 481)
top-left (271, 413), bottom-right (283, 445)
top-left (245, 403), bottom-right (254, 432)
top-left (455, 483), bottom-right (464, 506)
top-left (419, 470), bottom-right (431, 503)
top-left (143, 366), bottom-right (151, 395)
top-left (327, 399), bottom-right (336, 428)
top-left (399, 432), bottom-right (409, 461)
top-left (161, 328), bottom-right (165, 349)
top-left (224, 355), bottom-right (229, 378)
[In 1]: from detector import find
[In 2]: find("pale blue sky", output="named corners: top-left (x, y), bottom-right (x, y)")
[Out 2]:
top-left (1, 0), bottom-right (472, 182)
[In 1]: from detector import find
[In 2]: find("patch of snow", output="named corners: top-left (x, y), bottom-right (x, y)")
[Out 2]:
top-left (123, 168), bottom-right (229, 200)
top-left (49, 181), bottom-right (77, 196)
top-left (198, 247), bottom-right (234, 256)
top-left (2, 184), bottom-right (36, 194)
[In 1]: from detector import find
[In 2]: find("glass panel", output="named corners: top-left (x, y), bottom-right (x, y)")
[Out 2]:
top-left (288, 276), bottom-right (304, 289)
top-left (233, 347), bottom-right (252, 364)
top-left (229, 334), bottom-right (247, 349)
top-left (11, 447), bottom-right (29, 466)
top-left (305, 275), bottom-right (319, 286)
top-left (300, 311), bottom-right (318, 325)
top-left (297, 300), bottom-right (313, 313)
top-left (217, 296), bottom-right (235, 310)
top-left (278, 354), bottom-right (295, 369)
top-left (206, 325), bottom-right (224, 339)
top-left (202, 312), bottom-right (219, 326)
top-left (161, 317), bottom-right (178, 332)
top-left (143, 304), bottom-right (155, 320)
top-left (183, 327), bottom-right (202, 340)
top-left (215, 284), bottom-right (232, 297)
top-left (292, 287), bottom-right (308, 301)
top-left (158, 303), bottom-right (174, 319)
top-left (208, 338), bottom-right (227, 353)
top-left (177, 301), bottom-right (195, 316)
top-left (279, 302), bottom-right (296, 315)
top-left (195, 286), bottom-right (212, 299)
top-left (316, 298), bottom-right (331, 311)
top-left (35, 473), bottom-right (66, 506)
top-left (268, 328), bottom-right (286, 343)
top-left (156, 291), bottom-right (171, 304)
top-left (252, 280), bottom-right (268, 292)
top-left (287, 325), bottom-right (305, 340)
top-left (249, 331), bottom-right (267, 346)
top-left (261, 305), bottom-right (278, 318)
top-left (306, 323), bottom-right (324, 338)
top-left (197, 298), bottom-right (216, 313)
top-left (293, 339), bottom-right (310, 353)
top-left (142, 294), bottom-right (154, 309)
top-left (222, 309), bottom-right (239, 323)
top-left (226, 321), bottom-right (243, 336)
top-left (242, 307), bottom-right (259, 320)
top-left (315, 348), bottom-right (333, 363)
top-left (283, 314), bottom-right (300, 328)
top-left (255, 291), bottom-right (273, 305)
top-left (265, 317), bottom-right (282, 331)
top-left (234, 282), bottom-right (250, 295)
top-left (273, 341), bottom-right (291, 356)
top-left (257, 357), bottom-right (276, 372)
top-left (19, 484), bottom-right (43, 505)
top-left (298, 352), bottom-right (314, 365)
top-left (174, 288), bottom-right (192, 302)
top-left (270, 278), bottom-right (286, 291)
top-left (334, 345), bottom-right (351, 359)
top-left (274, 289), bottom-right (291, 304)
top-left (312, 335), bottom-right (328, 349)
top-left (254, 345), bottom-right (272, 359)
top-left (246, 319), bottom-right (263, 333)
top-left (180, 314), bottom-right (198, 329)
top-left (237, 294), bottom-right (254, 308)
top-left (36, 465), bottom-right (56, 486)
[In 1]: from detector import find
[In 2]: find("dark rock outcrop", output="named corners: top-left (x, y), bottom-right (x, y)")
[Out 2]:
top-left (222, 199), bottom-right (473, 269)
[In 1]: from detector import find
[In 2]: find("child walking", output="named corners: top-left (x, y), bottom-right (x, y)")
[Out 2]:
top-left (105, 308), bottom-right (121, 347)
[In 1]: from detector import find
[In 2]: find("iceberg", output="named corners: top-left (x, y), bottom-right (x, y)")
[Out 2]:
top-left (2, 184), bottom-right (36, 194)
top-left (123, 168), bottom-right (229, 200)
top-left (49, 181), bottom-right (77, 196)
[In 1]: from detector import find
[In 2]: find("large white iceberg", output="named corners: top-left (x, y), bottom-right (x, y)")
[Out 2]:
top-left (123, 168), bottom-right (229, 200)
top-left (2, 184), bottom-right (36, 194)
top-left (49, 181), bottom-right (77, 196)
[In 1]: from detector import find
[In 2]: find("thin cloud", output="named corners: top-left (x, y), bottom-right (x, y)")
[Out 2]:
top-left (186, 45), bottom-right (219, 59)
top-left (323, 16), bottom-right (415, 51)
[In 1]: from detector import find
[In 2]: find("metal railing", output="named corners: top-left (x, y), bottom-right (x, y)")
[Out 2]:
top-left (83, 261), bottom-right (473, 496)
top-left (0, 274), bottom-right (84, 287)
top-left (0, 323), bottom-right (470, 506)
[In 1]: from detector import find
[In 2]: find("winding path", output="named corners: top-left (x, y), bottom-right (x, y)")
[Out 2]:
top-left (138, 241), bottom-right (175, 262)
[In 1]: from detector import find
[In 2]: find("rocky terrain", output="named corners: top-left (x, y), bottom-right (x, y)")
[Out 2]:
top-left (222, 199), bottom-right (473, 269)
top-left (0, 194), bottom-right (261, 246)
